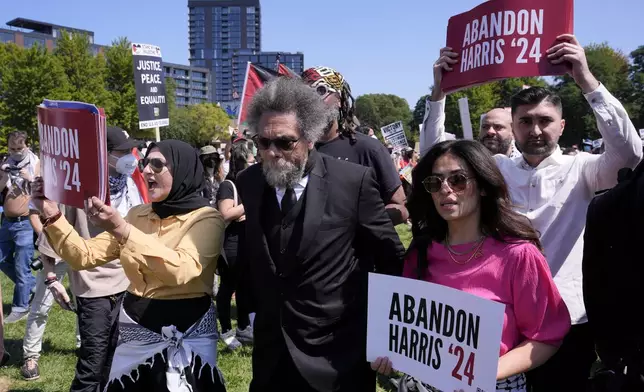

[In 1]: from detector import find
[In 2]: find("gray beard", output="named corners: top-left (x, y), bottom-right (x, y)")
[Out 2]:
top-left (262, 157), bottom-right (307, 189)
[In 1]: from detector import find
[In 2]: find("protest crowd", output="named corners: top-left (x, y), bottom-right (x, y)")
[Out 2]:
top-left (0, 2), bottom-right (643, 392)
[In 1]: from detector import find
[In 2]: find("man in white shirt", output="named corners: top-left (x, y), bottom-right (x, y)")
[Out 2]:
top-left (420, 34), bottom-right (643, 391)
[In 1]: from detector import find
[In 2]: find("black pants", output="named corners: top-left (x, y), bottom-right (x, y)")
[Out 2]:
top-left (216, 242), bottom-right (250, 333)
top-left (528, 322), bottom-right (597, 392)
top-left (70, 292), bottom-right (124, 392)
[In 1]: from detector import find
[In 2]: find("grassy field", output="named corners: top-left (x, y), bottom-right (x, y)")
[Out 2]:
top-left (0, 225), bottom-right (412, 392)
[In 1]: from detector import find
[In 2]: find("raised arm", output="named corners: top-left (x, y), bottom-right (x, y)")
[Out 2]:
top-left (546, 34), bottom-right (643, 192)
top-left (119, 210), bottom-right (225, 286)
top-left (43, 215), bottom-right (121, 270)
top-left (420, 47), bottom-right (459, 157)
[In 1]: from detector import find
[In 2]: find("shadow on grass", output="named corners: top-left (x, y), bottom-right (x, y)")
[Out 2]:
top-left (1, 339), bottom-right (77, 367)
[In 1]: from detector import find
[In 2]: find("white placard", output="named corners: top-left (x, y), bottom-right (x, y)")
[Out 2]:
top-left (458, 97), bottom-right (474, 141)
top-left (381, 121), bottom-right (408, 149)
top-left (367, 273), bottom-right (505, 392)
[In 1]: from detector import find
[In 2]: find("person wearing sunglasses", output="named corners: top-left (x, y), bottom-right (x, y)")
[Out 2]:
top-left (372, 140), bottom-right (571, 391)
top-left (237, 77), bottom-right (405, 392)
top-left (301, 66), bottom-right (409, 226)
top-left (31, 140), bottom-right (227, 392)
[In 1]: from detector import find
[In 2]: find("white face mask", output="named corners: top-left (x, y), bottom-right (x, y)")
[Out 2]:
top-left (113, 154), bottom-right (138, 176)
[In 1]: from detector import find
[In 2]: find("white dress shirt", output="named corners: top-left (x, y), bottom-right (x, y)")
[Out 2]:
top-left (420, 84), bottom-right (643, 324)
top-left (275, 175), bottom-right (309, 209)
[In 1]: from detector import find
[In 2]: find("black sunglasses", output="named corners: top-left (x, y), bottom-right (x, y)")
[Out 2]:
top-left (253, 135), bottom-right (301, 152)
top-left (422, 173), bottom-right (472, 193)
top-left (138, 158), bottom-right (167, 174)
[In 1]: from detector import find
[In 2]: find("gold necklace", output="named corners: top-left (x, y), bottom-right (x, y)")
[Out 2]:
top-left (446, 235), bottom-right (484, 255)
top-left (446, 237), bottom-right (485, 265)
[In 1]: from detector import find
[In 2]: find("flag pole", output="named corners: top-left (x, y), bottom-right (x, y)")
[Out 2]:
top-left (237, 61), bottom-right (251, 126)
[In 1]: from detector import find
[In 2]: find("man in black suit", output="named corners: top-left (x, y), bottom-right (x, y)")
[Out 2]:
top-left (237, 77), bottom-right (406, 392)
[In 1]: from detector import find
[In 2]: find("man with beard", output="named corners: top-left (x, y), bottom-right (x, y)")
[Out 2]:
top-left (236, 77), bottom-right (405, 392)
top-left (425, 34), bottom-right (643, 391)
top-left (301, 66), bottom-right (408, 225)
top-left (420, 48), bottom-right (521, 158)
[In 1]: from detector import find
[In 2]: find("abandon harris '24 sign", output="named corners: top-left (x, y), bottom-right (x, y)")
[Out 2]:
top-left (441, 0), bottom-right (574, 93)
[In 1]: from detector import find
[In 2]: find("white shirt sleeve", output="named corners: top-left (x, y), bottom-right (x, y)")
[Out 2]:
top-left (419, 97), bottom-right (449, 157)
top-left (581, 83), bottom-right (643, 193)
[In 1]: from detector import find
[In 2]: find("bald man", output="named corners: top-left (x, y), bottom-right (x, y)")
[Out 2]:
top-left (419, 48), bottom-right (521, 158)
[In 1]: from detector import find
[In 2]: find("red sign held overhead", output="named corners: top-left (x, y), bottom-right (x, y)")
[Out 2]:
top-left (441, 0), bottom-right (574, 93)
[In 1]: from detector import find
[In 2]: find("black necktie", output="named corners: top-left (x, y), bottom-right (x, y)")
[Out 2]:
top-left (281, 188), bottom-right (297, 216)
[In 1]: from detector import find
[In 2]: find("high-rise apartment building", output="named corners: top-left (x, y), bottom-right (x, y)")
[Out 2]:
top-left (188, 0), bottom-right (304, 106)
top-left (188, 0), bottom-right (261, 103)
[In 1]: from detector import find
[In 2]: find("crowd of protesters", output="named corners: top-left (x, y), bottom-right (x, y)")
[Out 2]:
top-left (0, 32), bottom-right (640, 392)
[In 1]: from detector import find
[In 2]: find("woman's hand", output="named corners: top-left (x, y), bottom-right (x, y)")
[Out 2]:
top-left (370, 356), bottom-right (394, 376)
top-left (31, 177), bottom-right (60, 218)
top-left (85, 197), bottom-right (128, 235)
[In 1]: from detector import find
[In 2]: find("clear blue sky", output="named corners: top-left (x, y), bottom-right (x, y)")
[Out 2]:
top-left (3, 0), bottom-right (642, 107)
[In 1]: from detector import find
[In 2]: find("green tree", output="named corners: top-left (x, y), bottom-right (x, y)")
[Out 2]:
top-left (355, 94), bottom-right (415, 143)
top-left (442, 83), bottom-right (498, 139)
top-left (554, 43), bottom-right (634, 146)
top-left (162, 103), bottom-right (229, 146)
top-left (493, 77), bottom-right (548, 107)
top-left (104, 37), bottom-right (138, 134)
top-left (409, 94), bottom-right (429, 138)
top-left (0, 42), bottom-right (69, 148)
top-left (54, 31), bottom-right (109, 108)
top-left (629, 46), bottom-right (644, 130)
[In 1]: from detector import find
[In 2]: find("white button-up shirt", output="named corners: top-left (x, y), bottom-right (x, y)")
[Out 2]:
top-left (420, 84), bottom-right (642, 324)
top-left (275, 175), bottom-right (309, 209)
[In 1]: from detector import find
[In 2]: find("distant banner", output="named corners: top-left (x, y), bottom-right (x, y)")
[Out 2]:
top-left (37, 100), bottom-right (108, 209)
top-left (441, 0), bottom-right (574, 93)
top-left (367, 273), bottom-right (505, 392)
top-left (381, 121), bottom-right (408, 149)
top-left (132, 43), bottom-right (169, 130)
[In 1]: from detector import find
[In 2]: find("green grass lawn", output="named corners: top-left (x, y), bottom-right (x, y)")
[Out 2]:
top-left (0, 224), bottom-right (412, 391)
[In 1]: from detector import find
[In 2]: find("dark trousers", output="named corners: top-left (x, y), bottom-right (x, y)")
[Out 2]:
top-left (528, 322), bottom-right (597, 392)
top-left (216, 244), bottom-right (250, 333)
top-left (70, 292), bottom-right (124, 392)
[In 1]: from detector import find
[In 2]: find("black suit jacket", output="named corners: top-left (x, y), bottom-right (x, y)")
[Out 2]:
top-left (583, 160), bottom-right (644, 384)
top-left (237, 151), bottom-right (405, 392)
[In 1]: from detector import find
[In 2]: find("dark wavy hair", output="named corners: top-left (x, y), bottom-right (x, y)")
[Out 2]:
top-left (407, 140), bottom-right (541, 274)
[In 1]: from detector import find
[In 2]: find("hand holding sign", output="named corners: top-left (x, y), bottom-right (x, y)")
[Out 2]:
top-left (433, 47), bottom-right (459, 101)
top-left (85, 197), bottom-right (127, 233)
top-left (31, 177), bottom-right (61, 219)
top-left (371, 356), bottom-right (394, 376)
top-left (547, 34), bottom-right (600, 93)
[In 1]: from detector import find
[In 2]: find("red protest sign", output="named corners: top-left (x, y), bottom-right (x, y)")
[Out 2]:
top-left (37, 102), bottom-right (109, 209)
top-left (441, 0), bottom-right (574, 93)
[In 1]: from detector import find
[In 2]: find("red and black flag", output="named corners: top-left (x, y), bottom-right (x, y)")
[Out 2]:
top-left (238, 63), bottom-right (280, 125)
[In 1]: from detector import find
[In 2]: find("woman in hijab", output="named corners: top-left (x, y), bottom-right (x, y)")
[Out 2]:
top-left (31, 140), bottom-right (227, 392)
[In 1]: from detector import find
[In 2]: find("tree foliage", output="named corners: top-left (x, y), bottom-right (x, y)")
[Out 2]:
top-left (355, 94), bottom-right (415, 143)
top-left (0, 43), bottom-right (69, 149)
top-left (54, 31), bottom-right (109, 108)
top-left (553, 43), bottom-right (634, 145)
top-left (162, 103), bottom-right (230, 147)
top-left (104, 37), bottom-right (138, 134)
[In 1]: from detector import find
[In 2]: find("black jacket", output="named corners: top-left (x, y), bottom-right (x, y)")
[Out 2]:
top-left (237, 151), bottom-right (405, 391)
top-left (583, 160), bottom-right (644, 390)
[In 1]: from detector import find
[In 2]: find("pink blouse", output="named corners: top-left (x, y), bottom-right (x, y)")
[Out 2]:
top-left (403, 238), bottom-right (570, 357)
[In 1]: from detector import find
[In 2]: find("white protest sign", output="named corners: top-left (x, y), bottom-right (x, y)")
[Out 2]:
top-left (381, 121), bottom-right (408, 149)
top-left (458, 97), bottom-right (474, 140)
top-left (367, 273), bottom-right (505, 392)
top-left (592, 139), bottom-right (603, 149)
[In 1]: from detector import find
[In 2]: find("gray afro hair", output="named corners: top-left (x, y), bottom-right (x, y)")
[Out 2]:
top-left (246, 77), bottom-right (335, 144)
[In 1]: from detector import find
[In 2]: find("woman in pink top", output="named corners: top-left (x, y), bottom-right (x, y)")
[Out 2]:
top-left (372, 140), bottom-right (570, 391)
